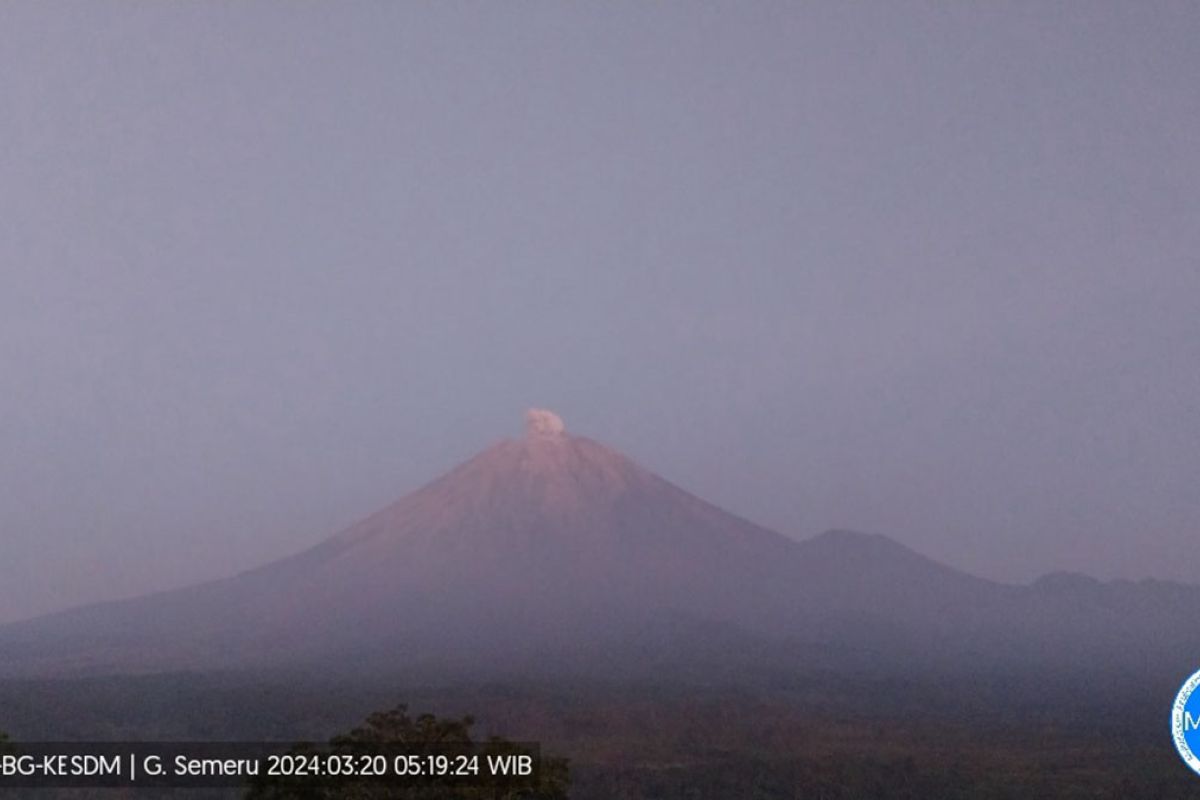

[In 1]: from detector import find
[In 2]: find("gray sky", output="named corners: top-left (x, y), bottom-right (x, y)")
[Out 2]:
top-left (1, 2), bottom-right (1197, 623)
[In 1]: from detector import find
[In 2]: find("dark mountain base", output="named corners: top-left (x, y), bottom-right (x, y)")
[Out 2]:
top-left (1, 666), bottom-right (1192, 799)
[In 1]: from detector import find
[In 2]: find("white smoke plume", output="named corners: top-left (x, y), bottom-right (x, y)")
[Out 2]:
top-left (525, 408), bottom-right (566, 437)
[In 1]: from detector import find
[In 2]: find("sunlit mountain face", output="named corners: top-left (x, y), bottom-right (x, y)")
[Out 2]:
top-left (1, 410), bottom-right (1196, 682)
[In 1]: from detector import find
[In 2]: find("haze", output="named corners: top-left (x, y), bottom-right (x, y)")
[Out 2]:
top-left (0, 2), bottom-right (1196, 624)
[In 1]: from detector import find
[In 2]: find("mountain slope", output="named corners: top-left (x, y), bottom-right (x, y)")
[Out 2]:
top-left (1, 410), bottom-right (1196, 679)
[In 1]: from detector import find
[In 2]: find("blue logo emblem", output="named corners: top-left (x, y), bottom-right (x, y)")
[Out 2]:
top-left (1172, 669), bottom-right (1200, 775)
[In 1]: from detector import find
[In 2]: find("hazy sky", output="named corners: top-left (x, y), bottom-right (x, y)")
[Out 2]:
top-left (1, 2), bottom-right (1197, 623)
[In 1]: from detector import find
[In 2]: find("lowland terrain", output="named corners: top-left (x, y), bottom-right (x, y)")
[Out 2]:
top-left (0, 664), bottom-right (1193, 799)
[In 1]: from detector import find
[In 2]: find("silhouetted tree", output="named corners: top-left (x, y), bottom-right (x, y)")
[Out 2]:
top-left (245, 704), bottom-right (568, 799)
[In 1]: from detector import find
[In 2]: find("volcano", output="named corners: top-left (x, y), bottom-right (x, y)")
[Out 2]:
top-left (2, 410), bottom-right (1197, 679)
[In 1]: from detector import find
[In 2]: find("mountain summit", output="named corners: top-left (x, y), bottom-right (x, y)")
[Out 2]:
top-left (1, 411), bottom-right (1198, 679)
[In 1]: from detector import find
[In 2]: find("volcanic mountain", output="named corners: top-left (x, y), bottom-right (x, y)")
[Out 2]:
top-left (1, 410), bottom-right (1197, 679)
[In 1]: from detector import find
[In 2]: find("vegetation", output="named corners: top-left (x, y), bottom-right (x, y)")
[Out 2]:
top-left (0, 670), bottom-right (1194, 799)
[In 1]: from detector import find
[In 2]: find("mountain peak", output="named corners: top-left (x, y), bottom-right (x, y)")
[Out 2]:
top-left (808, 529), bottom-right (905, 550)
top-left (525, 408), bottom-right (566, 438)
top-left (805, 529), bottom-right (947, 567)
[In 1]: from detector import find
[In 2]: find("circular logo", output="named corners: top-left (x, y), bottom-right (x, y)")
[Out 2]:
top-left (1172, 669), bottom-right (1200, 775)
